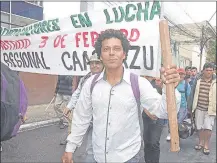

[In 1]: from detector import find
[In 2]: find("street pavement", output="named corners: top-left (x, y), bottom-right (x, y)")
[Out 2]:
top-left (1, 123), bottom-right (216, 163)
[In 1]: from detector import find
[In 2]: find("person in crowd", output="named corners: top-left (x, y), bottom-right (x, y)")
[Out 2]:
top-left (143, 76), bottom-right (166, 163)
top-left (188, 62), bottom-right (216, 155)
top-left (62, 29), bottom-right (181, 163)
top-left (185, 66), bottom-right (192, 77)
top-left (166, 68), bottom-right (191, 141)
top-left (60, 54), bottom-right (104, 147)
top-left (189, 66), bottom-right (198, 86)
top-left (54, 75), bottom-right (73, 129)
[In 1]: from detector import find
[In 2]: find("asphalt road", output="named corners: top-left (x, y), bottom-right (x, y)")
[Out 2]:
top-left (1, 123), bottom-right (216, 163)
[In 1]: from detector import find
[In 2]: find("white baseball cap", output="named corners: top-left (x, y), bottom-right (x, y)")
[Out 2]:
top-left (88, 53), bottom-right (101, 63)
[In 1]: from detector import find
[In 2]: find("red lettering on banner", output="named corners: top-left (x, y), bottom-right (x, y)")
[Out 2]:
top-left (39, 36), bottom-right (49, 48)
top-left (83, 32), bottom-right (89, 47)
top-left (75, 33), bottom-right (81, 47)
top-left (0, 39), bottom-right (31, 50)
top-left (54, 35), bottom-right (61, 48)
top-left (128, 28), bottom-right (140, 42)
top-left (120, 29), bottom-right (128, 37)
top-left (90, 31), bottom-right (99, 47)
top-left (74, 28), bottom-right (140, 48)
top-left (54, 34), bottom-right (68, 48)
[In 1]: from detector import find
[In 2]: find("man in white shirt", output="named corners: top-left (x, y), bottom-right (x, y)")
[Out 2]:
top-left (60, 54), bottom-right (104, 145)
top-left (62, 29), bottom-right (181, 163)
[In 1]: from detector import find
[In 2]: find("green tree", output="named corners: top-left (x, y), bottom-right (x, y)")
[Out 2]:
top-left (206, 39), bottom-right (216, 63)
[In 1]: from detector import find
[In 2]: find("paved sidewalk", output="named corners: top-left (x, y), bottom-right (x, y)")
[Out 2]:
top-left (24, 104), bottom-right (57, 124)
top-left (19, 103), bottom-right (59, 132)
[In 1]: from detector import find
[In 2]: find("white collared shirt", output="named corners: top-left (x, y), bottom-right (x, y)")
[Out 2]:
top-left (67, 77), bottom-right (85, 110)
top-left (67, 73), bottom-right (92, 110)
top-left (66, 69), bottom-right (181, 162)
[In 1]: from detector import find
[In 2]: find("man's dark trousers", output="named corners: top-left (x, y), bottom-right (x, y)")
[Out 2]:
top-left (142, 112), bottom-right (164, 163)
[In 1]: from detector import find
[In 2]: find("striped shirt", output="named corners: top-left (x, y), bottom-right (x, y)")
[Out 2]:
top-left (197, 78), bottom-right (212, 111)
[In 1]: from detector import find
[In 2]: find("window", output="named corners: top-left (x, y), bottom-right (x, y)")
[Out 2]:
top-left (26, 1), bottom-right (43, 7)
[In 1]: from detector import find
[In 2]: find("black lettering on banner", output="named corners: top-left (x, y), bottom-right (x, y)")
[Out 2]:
top-left (20, 52), bottom-right (27, 68)
top-left (9, 52), bottom-right (16, 67)
top-left (40, 52), bottom-right (50, 70)
top-left (129, 45), bottom-right (141, 69)
top-left (2, 52), bottom-right (51, 70)
top-left (82, 51), bottom-right (89, 71)
top-left (3, 52), bottom-right (12, 67)
top-left (72, 51), bottom-right (83, 71)
top-left (123, 59), bottom-right (128, 68)
top-left (26, 52), bottom-right (38, 68)
top-left (35, 52), bottom-right (45, 69)
top-left (14, 52), bottom-right (22, 67)
top-left (143, 46), bottom-right (154, 70)
top-left (22, 52), bottom-right (30, 68)
top-left (62, 51), bottom-right (73, 70)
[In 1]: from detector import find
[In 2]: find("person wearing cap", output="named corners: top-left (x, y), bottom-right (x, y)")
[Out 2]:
top-left (166, 68), bottom-right (191, 141)
top-left (60, 53), bottom-right (104, 147)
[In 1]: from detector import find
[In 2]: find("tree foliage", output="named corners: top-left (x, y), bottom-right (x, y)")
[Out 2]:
top-left (206, 39), bottom-right (216, 63)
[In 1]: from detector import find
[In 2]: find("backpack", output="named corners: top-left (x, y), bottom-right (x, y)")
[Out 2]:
top-left (1, 63), bottom-right (28, 141)
top-left (178, 117), bottom-right (195, 139)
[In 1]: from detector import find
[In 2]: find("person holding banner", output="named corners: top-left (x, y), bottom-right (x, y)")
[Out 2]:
top-left (60, 53), bottom-right (104, 147)
top-left (62, 29), bottom-right (181, 163)
top-left (54, 75), bottom-right (73, 129)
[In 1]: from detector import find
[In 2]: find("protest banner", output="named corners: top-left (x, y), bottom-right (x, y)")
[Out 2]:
top-left (1, 1), bottom-right (161, 77)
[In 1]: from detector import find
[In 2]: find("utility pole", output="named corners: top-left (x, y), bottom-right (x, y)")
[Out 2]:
top-left (199, 26), bottom-right (204, 71)
top-left (199, 23), bottom-right (214, 71)
top-left (80, 1), bottom-right (88, 12)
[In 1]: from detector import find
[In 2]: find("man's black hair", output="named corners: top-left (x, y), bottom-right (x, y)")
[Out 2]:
top-left (191, 66), bottom-right (197, 70)
top-left (94, 29), bottom-right (130, 62)
top-left (185, 66), bottom-right (191, 71)
top-left (184, 75), bottom-right (191, 80)
top-left (203, 62), bottom-right (214, 70)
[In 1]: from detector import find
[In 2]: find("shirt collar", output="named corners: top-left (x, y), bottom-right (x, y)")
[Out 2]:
top-left (95, 67), bottom-right (132, 85)
top-left (201, 76), bottom-right (212, 83)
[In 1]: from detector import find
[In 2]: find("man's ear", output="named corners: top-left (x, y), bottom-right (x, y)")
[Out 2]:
top-left (123, 52), bottom-right (126, 60)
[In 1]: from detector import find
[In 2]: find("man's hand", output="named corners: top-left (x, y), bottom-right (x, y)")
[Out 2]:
top-left (63, 107), bottom-right (71, 118)
top-left (62, 152), bottom-right (73, 163)
top-left (160, 65), bottom-right (180, 88)
top-left (144, 109), bottom-right (158, 120)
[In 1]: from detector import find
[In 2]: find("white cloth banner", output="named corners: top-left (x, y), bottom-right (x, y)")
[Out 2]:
top-left (1, 1), bottom-right (161, 77)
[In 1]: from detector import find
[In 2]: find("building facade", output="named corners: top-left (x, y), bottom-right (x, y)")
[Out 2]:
top-left (1, 1), bottom-right (58, 105)
top-left (1, 1), bottom-right (43, 28)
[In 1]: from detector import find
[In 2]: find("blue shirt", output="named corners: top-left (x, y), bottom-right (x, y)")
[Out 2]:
top-left (177, 80), bottom-right (191, 108)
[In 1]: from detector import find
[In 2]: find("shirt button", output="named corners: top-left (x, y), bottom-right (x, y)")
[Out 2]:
top-left (108, 122), bottom-right (111, 125)
top-left (107, 137), bottom-right (109, 140)
top-left (106, 152), bottom-right (108, 154)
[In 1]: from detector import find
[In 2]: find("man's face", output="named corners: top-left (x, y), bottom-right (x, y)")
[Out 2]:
top-left (100, 38), bottom-right (126, 69)
top-left (179, 73), bottom-right (185, 81)
top-left (90, 61), bottom-right (104, 74)
top-left (186, 69), bottom-right (191, 76)
top-left (191, 69), bottom-right (197, 77)
top-left (203, 68), bottom-right (214, 79)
